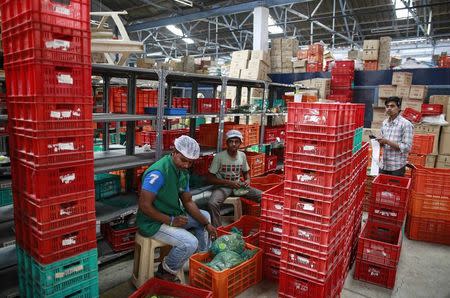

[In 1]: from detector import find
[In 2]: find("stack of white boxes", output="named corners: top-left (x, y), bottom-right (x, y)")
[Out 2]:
top-left (270, 38), bottom-right (299, 73)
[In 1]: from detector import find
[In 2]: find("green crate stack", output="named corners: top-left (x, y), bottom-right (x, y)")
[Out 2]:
top-left (252, 98), bottom-right (286, 110)
top-left (0, 183), bottom-right (12, 207)
top-left (94, 173), bottom-right (121, 200)
top-left (353, 127), bottom-right (363, 154)
top-left (16, 246), bottom-right (99, 298)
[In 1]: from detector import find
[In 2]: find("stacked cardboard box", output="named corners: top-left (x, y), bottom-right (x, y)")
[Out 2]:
top-left (229, 50), bottom-right (250, 78)
top-left (437, 94), bottom-right (450, 165)
top-left (306, 43), bottom-right (324, 72)
top-left (378, 37), bottom-right (392, 70)
top-left (362, 39), bottom-right (379, 70)
top-left (293, 50), bottom-right (308, 73)
top-left (371, 106), bottom-right (386, 128)
top-left (271, 38), bottom-right (298, 73)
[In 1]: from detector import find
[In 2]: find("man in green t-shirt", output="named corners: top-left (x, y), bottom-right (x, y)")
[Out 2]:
top-left (206, 130), bottom-right (262, 227)
top-left (137, 135), bottom-right (217, 282)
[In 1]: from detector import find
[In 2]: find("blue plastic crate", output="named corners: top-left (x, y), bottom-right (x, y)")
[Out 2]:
top-left (144, 107), bottom-right (187, 115)
top-left (16, 246), bottom-right (98, 296)
top-left (0, 186), bottom-right (12, 206)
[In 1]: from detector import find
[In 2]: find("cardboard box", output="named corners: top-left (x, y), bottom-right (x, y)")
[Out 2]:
top-left (363, 39), bottom-right (380, 50)
top-left (251, 50), bottom-right (269, 62)
top-left (379, 85), bottom-right (397, 98)
top-left (372, 106), bottom-right (386, 123)
top-left (436, 155), bottom-right (450, 168)
top-left (414, 124), bottom-right (441, 155)
top-left (439, 126), bottom-right (450, 155)
top-left (396, 86), bottom-right (410, 98)
top-left (293, 68), bottom-right (306, 73)
top-left (392, 72), bottom-right (412, 86)
top-left (230, 60), bottom-right (247, 70)
top-left (429, 95), bottom-right (450, 117)
top-left (425, 155), bottom-right (437, 168)
top-left (228, 67), bottom-right (241, 78)
top-left (231, 50), bottom-right (251, 61)
top-left (348, 50), bottom-right (359, 60)
top-left (390, 57), bottom-right (402, 67)
top-left (136, 58), bottom-right (156, 68)
top-left (377, 63), bottom-right (390, 71)
top-left (362, 49), bottom-right (379, 61)
top-left (293, 59), bottom-right (307, 68)
top-left (311, 78), bottom-right (331, 99)
top-left (409, 85), bottom-right (428, 100)
top-left (401, 98), bottom-right (423, 111)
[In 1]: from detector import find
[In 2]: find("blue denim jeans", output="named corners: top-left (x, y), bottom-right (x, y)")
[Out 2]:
top-left (152, 209), bottom-right (211, 274)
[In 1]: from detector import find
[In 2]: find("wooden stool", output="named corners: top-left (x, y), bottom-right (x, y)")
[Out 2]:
top-left (132, 232), bottom-right (186, 288)
top-left (222, 196), bottom-right (242, 222)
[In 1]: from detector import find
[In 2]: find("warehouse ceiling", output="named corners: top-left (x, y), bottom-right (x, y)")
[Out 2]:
top-left (91, 0), bottom-right (450, 58)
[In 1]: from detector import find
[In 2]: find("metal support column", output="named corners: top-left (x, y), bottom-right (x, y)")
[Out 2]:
top-left (102, 76), bottom-right (111, 151)
top-left (217, 78), bottom-right (228, 153)
top-left (126, 74), bottom-right (136, 155)
top-left (155, 69), bottom-right (167, 160)
top-left (189, 81), bottom-right (198, 138)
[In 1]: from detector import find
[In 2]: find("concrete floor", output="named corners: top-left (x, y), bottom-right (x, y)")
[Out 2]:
top-left (100, 234), bottom-right (450, 298)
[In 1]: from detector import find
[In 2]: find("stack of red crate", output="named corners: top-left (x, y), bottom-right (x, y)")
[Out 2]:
top-left (1, 0), bottom-right (98, 295)
top-left (406, 134), bottom-right (435, 176)
top-left (329, 60), bottom-right (355, 102)
top-left (306, 44), bottom-right (324, 72)
top-left (354, 174), bottom-right (411, 289)
top-left (406, 166), bottom-right (450, 245)
top-left (273, 102), bottom-right (368, 297)
top-left (109, 86), bottom-right (158, 114)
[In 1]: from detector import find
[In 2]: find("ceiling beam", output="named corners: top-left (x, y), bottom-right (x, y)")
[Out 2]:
top-left (400, 0), bottom-right (427, 36)
top-left (127, 0), bottom-right (313, 32)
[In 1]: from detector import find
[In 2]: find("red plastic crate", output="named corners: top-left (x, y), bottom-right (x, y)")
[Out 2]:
top-left (411, 166), bottom-right (450, 197)
top-left (192, 154), bottom-right (214, 176)
top-left (2, 22), bottom-right (90, 65)
top-left (411, 134), bottom-right (435, 155)
top-left (278, 261), bottom-right (343, 298)
top-left (5, 62), bottom-right (91, 97)
top-left (402, 108), bottom-right (422, 123)
top-left (306, 63), bottom-right (323, 72)
top-left (421, 104), bottom-right (443, 116)
top-left (102, 223), bottom-right (138, 252)
top-left (284, 131), bottom-right (353, 160)
top-left (11, 128), bottom-right (93, 166)
top-left (368, 201), bottom-right (407, 226)
top-left (357, 220), bottom-right (402, 267)
top-left (260, 182), bottom-right (284, 220)
top-left (141, 129), bottom-right (189, 150)
top-left (109, 87), bottom-right (158, 114)
top-left (251, 174), bottom-right (284, 192)
top-left (197, 98), bottom-right (231, 113)
top-left (284, 178), bottom-right (348, 197)
top-left (240, 197), bottom-right (261, 216)
top-left (331, 60), bottom-right (355, 75)
top-left (283, 186), bottom-right (350, 224)
top-left (330, 88), bottom-right (353, 98)
top-left (1, 0), bottom-right (90, 31)
top-left (217, 215), bottom-right (260, 246)
top-left (15, 217), bottom-right (97, 264)
top-left (284, 160), bottom-right (352, 188)
top-left (198, 123), bottom-right (260, 148)
top-left (263, 254), bottom-right (281, 281)
top-left (7, 100), bottom-right (92, 130)
top-left (331, 75), bottom-right (353, 88)
top-left (259, 216), bottom-right (283, 241)
top-left (280, 210), bottom-right (347, 252)
top-left (363, 61), bottom-right (378, 71)
top-left (327, 94), bottom-right (352, 103)
top-left (287, 102), bottom-right (357, 127)
top-left (264, 125), bottom-right (285, 143)
top-left (409, 191), bottom-right (450, 221)
top-left (405, 214), bottom-right (450, 245)
top-left (264, 155), bottom-right (278, 173)
top-left (172, 97), bottom-right (191, 112)
top-left (13, 190), bottom-right (95, 232)
top-left (279, 238), bottom-right (344, 280)
top-left (130, 278), bottom-right (212, 298)
top-left (13, 159), bottom-right (94, 200)
top-left (371, 174), bottom-right (411, 208)
top-left (245, 151), bottom-right (265, 177)
top-left (259, 233), bottom-right (282, 259)
top-left (353, 258), bottom-right (397, 289)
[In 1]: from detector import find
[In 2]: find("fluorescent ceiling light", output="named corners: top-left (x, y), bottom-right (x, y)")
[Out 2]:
top-left (146, 52), bottom-right (163, 57)
top-left (182, 38), bottom-right (194, 44)
top-left (393, 0), bottom-right (414, 19)
top-left (173, 0), bottom-right (193, 6)
top-left (166, 25), bottom-right (183, 36)
top-left (268, 15), bottom-right (284, 35)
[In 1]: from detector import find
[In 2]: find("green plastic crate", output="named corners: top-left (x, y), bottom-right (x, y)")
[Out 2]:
top-left (16, 246), bottom-right (98, 295)
top-left (95, 173), bottom-right (121, 200)
top-left (20, 277), bottom-right (99, 298)
top-left (352, 127), bottom-right (363, 154)
top-left (0, 185), bottom-right (12, 207)
top-left (252, 98), bottom-right (285, 109)
top-left (94, 145), bottom-right (104, 152)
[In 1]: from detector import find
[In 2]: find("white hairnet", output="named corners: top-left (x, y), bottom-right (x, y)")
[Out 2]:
top-left (174, 135), bottom-right (200, 159)
top-left (226, 130), bottom-right (243, 141)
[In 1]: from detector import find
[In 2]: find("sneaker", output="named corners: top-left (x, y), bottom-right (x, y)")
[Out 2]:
top-left (155, 263), bottom-right (180, 283)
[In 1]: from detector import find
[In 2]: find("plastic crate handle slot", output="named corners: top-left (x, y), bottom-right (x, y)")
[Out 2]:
top-left (55, 261), bottom-right (84, 279)
top-left (374, 208), bottom-right (397, 218)
top-left (297, 198), bottom-right (315, 211)
top-left (274, 203), bottom-right (283, 210)
top-left (62, 233), bottom-right (78, 246)
top-left (297, 228), bottom-right (312, 239)
top-left (270, 247), bottom-right (281, 256)
top-left (387, 178), bottom-right (402, 186)
top-left (272, 225), bottom-right (283, 234)
top-left (294, 279), bottom-right (310, 292)
top-left (48, 141), bottom-right (76, 152)
top-left (368, 266), bottom-right (381, 277)
top-left (366, 244), bottom-right (387, 257)
top-left (59, 201), bottom-right (77, 216)
top-left (302, 143), bottom-right (317, 152)
top-left (290, 252), bottom-right (310, 266)
top-left (297, 170), bottom-right (315, 182)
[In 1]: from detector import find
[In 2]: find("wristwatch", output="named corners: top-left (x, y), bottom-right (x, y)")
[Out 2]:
top-left (203, 222), bottom-right (211, 228)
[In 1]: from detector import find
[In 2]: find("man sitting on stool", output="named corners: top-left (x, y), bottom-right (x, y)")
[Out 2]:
top-left (206, 130), bottom-right (262, 227)
top-left (377, 97), bottom-right (414, 177)
top-left (136, 135), bottom-right (217, 282)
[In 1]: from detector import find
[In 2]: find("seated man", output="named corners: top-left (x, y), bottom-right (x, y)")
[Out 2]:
top-left (136, 135), bottom-right (217, 282)
top-left (206, 130), bottom-right (262, 227)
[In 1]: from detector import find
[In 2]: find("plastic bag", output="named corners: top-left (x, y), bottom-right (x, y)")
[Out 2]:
top-left (206, 251), bottom-right (244, 271)
top-left (210, 233), bottom-right (245, 255)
